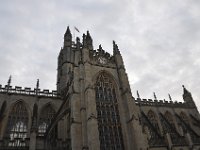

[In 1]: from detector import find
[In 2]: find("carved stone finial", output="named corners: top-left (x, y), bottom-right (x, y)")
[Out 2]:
top-left (35, 79), bottom-right (40, 95)
top-left (82, 33), bottom-right (86, 47)
top-left (7, 75), bottom-right (11, 86)
top-left (168, 93), bottom-right (172, 101)
top-left (36, 79), bottom-right (39, 89)
top-left (113, 40), bottom-right (116, 47)
top-left (76, 37), bottom-right (81, 49)
top-left (137, 90), bottom-right (140, 98)
top-left (113, 40), bottom-right (120, 55)
top-left (153, 92), bottom-right (157, 100)
top-left (182, 85), bottom-right (190, 95)
top-left (6, 75), bottom-right (12, 92)
top-left (86, 31), bottom-right (90, 38)
top-left (99, 44), bottom-right (102, 50)
top-left (64, 26), bottom-right (72, 47)
top-left (76, 37), bottom-right (80, 43)
top-left (85, 31), bottom-right (93, 49)
top-left (65, 26), bottom-right (71, 36)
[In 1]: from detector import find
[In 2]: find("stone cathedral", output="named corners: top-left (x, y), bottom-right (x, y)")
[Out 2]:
top-left (0, 27), bottom-right (200, 150)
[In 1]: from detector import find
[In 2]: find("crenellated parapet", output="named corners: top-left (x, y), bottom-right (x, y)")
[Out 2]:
top-left (89, 45), bottom-right (115, 65)
top-left (135, 98), bottom-right (196, 108)
top-left (0, 84), bottom-right (59, 97)
top-left (135, 86), bottom-right (198, 109)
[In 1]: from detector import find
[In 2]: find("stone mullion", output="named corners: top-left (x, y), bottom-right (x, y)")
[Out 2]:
top-left (29, 131), bottom-right (36, 150)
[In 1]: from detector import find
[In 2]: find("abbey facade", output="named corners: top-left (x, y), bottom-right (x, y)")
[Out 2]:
top-left (0, 27), bottom-right (199, 150)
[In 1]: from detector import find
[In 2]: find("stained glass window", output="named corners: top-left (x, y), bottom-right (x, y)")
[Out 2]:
top-left (6, 101), bottom-right (28, 147)
top-left (180, 112), bottom-right (189, 124)
top-left (38, 104), bottom-right (55, 136)
top-left (147, 110), bottom-right (160, 136)
top-left (95, 73), bottom-right (124, 150)
top-left (164, 112), bottom-right (174, 127)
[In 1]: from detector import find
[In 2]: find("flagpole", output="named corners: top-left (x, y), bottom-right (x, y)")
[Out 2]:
top-left (74, 26), bottom-right (80, 41)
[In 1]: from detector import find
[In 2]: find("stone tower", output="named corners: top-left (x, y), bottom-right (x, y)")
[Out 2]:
top-left (50, 27), bottom-right (144, 150)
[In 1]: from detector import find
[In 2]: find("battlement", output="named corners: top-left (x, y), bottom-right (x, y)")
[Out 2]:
top-left (90, 49), bottom-right (113, 59)
top-left (0, 84), bottom-right (59, 98)
top-left (135, 98), bottom-right (195, 108)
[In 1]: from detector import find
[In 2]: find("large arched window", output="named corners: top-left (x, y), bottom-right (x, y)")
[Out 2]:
top-left (38, 104), bottom-right (56, 136)
top-left (179, 112), bottom-right (189, 134)
top-left (95, 72), bottom-right (124, 150)
top-left (6, 101), bottom-right (29, 147)
top-left (164, 111), bottom-right (177, 134)
top-left (164, 112), bottom-right (174, 126)
top-left (180, 112), bottom-right (189, 124)
top-left (148, 111), bottom-right (158, 127)
top-left (147, 110), bottom-right (160, 134)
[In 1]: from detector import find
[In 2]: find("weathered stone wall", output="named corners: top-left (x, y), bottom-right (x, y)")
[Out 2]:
top-left (0, 91), bottom-right (62, 150)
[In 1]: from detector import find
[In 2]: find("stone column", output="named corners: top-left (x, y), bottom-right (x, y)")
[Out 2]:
top-left (29, 102), bottom-right (38, 150)
top-left (0, 115), bottom-right (8, 140)
top-left (86, 87), bottom-right (100, 150)
top-left (29, 130), bottom-right (37, 150)
top-left (186, 133), bottom-right (193, 148)
top-left (166, 133), bottom-right (172, 150)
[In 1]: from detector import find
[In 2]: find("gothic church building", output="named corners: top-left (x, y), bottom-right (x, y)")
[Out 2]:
top-left (0, 27), bottom-right (200, 150)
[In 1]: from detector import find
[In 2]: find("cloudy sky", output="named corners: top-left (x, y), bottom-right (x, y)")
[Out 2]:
top-left (0, 0), bottom-right (200, 110)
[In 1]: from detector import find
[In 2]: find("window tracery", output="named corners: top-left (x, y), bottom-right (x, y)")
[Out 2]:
top-left (147, 110), bottom-right (161, 136)
top-left (95, 73), bottom-right (124, 150)
top-left (161, 111), bottom-right (187, 145)
top-left (164, 111), bottom-right (175, 130)
top-left (38, 104), bottom-right (55, 136)
top-left (148, 111), bottom-right (159, 129)
top-left (141, 111), bottom-right (166, 147)
top-left (180, 112), bottom-right (189, 124)
top-left (177, 112), bottom-right (200, 144)
top-left (5, 101), bottom-right (29, 147)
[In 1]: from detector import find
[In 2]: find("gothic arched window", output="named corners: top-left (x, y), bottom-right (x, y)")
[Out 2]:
top-left (180, 112), bottom-right (189, 124)
top-left (38, 104), bottom-right (56, 136)
top-left (95, 72), bottom-right (124, 150)
top-left (148, 111), bottom-right (157, 126)
top-left (164, 111), bottom-right (176, 133)
top-left (164, 112), bottom-right (174, 125)
top-left (147, 110), bottom-right (160, 134)
top-left (178, 112), bottom-right (189, 134)
top-left (6, 101), bottom-right (29, 147)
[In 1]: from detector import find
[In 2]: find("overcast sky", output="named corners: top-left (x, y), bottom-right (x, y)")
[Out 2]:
top-left (0, 0), bottom-right (200, 110)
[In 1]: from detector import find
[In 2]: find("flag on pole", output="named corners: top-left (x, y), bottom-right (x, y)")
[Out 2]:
top-left (74, 26), bottom-right (80, 32)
